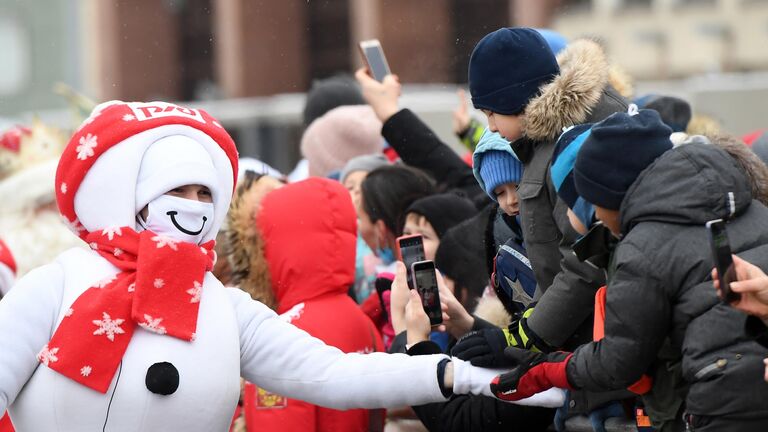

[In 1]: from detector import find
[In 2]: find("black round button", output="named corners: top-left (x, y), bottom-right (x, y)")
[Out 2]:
top-left (146, 362), bottom-right (179, 395)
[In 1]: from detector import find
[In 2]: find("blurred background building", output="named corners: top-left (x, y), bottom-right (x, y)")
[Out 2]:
top-left (1, 0), bottom-right (768, 171)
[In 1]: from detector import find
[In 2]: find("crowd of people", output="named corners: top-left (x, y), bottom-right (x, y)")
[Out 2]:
top-left (1, 26), bottom-right (768, 432)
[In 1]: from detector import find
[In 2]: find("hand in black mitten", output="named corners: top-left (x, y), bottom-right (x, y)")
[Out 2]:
top-left (451, 327), bottom-right (515, 367)
top-left (490, 347), bottom-right (573, 402)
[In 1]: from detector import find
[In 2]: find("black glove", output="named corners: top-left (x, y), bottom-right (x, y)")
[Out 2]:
top-left (451, 327), bottom-right (513, 367)
top-left (452, 308), bottom-right (546, 367)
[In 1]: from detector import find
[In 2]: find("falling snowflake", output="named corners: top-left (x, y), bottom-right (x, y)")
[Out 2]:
top-left (153, 278), bottom-right (165, 289)
top-left (151, 235), bottom-right (179, 251)
top-left (37, 345), bottom-right (60, 366)
top-left (65, 308), bottom-right (74, 317)
top-left (95, 275), bottom-right (116, 289)
top-left (187, 281), bottom-right (202, 303)
top-left (113, 248), bottom-right (123, 257)
top-left (122, 114), bottom-right (136, 121)
top-left (138, 314), bottom-right (166, 335)
top-left (102, 227), bottom-right (123, 241)
top-left (89, 242), bottom-right (98, 250)
top-left (127, 283), bottom-right (136, 292)
top-left (76, 133), bottom-right (98, 160)
top-left (93, 312), bottom-right (126, 342)
top-left (199, 247), bottom-right (208, 255)
top-left (80, 365), bottom-right (92, 377)
top-left (60, 183), bottom-right (68, 194)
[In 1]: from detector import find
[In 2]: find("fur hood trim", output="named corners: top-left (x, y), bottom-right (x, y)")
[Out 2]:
top-left (524, 39), bottom-right (611, 141)
top-left (225, 176), bottom-right (283, 310)
top-left (473, 295), bottom-right (512, 328)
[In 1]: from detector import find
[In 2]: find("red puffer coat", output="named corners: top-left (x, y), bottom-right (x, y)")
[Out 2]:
top-left (241, 178), bottom-right (384, 432)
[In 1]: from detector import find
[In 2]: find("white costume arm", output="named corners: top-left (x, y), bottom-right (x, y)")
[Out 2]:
top-left (0, 264), bottom-right (64, 413)
top-left (229, 288), bottom-right (449, 410)
top-left (452, 358), bottom-right (567, 408)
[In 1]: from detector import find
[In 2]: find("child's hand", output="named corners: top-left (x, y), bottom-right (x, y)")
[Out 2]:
top-left (405, 290), bottom-right (431, 346)
top-left (390, 261), bottom-right (410, 335)
top-left (436, 272), bottom-right (474, 339)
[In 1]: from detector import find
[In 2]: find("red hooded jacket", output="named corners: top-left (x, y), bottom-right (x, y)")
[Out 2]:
top-left (242, 178), bottom-right (384, 432)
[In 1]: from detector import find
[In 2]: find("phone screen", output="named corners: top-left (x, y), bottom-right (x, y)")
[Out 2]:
top-left (360, 40), bottom-right (391, 82)
top-left (398, 235), bottom-right (425, 289)
top-left (707, 219), bottom-right (739, 302)
top-left (412, 261), bottom-right (442, 325)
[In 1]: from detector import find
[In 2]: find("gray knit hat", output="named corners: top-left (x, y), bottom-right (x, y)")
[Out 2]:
top-left (339, 154), bottom-right (389, 183)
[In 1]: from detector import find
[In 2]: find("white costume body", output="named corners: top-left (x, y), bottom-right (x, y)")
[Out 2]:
top-left (0, 102), bottom-right (563, 431)
top-left (0, 248), bottom-right (448, 431)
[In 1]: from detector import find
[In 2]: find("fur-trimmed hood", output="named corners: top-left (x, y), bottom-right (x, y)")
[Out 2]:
top-left (225, 175), bottom-right (284, 309)
top-left (524, 39), bottom-right (626, 142)
top-left (226, 177), bottom-right (358, 314)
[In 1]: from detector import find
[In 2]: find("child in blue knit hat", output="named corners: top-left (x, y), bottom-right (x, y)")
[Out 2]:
top-left (472, 128), bottom-right (523, 216)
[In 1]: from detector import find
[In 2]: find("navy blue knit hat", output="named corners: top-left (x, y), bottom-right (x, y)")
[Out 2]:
top-left (574, 108), bottom-right (673, 210)
top-left (468, 28), bottom-right (560, 115)
top-left (551, 124), bottom-right (596, 229)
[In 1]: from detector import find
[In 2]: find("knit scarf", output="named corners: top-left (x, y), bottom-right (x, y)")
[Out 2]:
top-left (39, 227), bottom-right (215, 393)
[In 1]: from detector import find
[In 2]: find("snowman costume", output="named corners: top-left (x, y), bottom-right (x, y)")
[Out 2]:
top-left (0, 101), bottom-right (493, 431)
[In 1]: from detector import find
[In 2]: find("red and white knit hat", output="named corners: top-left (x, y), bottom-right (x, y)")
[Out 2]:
top-left (55, 101), bottom-right (239, 243)
top-left (0, 237), bottom-right (17, 296)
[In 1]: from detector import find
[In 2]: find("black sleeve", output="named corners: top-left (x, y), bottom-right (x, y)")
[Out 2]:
top-left (412, 395), bottom-right (554, 432)
top-left (745, 315), bottom-right (768, 348)
top-left (388, 331), bottom-right (409, 354)
top-left (382, 109), bottom-right (484, 199)
top-left (567, 241), bottom-right (671, 391)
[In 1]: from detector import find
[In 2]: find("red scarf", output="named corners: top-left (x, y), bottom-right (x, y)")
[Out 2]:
top-left (40, 227), bottom-right (215, 393)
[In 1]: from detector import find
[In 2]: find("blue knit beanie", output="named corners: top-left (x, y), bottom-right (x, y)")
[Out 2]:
top-left (551, 124), bottom-right (595, 229)
top-left (534, 28), bottom-right (568, 55)
top-left (469, 28), bottom-right (560, 115)
top-left (473, 128), bottom-right (523, 200)
top-left (574, 108), bottom-right (673, 210)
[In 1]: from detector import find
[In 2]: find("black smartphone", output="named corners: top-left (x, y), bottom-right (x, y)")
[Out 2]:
top-left (706, 219), bottom-right (740, 303)
top-left (397, 234), bottom-right (425, 289)
top-left (411, 260), bottom-right (443, 326)
top-left (358, 39), bottom-right (391, 82)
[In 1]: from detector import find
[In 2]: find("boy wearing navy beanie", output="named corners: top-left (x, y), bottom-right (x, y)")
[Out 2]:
top-left (458, 27), bottom-right (628, 383)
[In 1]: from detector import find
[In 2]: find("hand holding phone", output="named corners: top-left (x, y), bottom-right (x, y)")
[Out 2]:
top-left (707, 219), bottom-right (740, 303)
top-left (411, 260), bottom-right (443, 326)
top-left (358, 39), bottom-right (391, 82)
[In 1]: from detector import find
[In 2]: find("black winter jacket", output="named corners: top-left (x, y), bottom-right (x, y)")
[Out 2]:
top-left (567, 143), bottom-right (768, 421)
top-left (381, 108), bottom-right (491, 208)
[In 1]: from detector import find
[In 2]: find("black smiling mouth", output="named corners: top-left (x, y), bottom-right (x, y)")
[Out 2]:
top-left (166, 211), bottom-right (207, 236)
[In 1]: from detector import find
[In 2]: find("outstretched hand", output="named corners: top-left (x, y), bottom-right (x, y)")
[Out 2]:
top-left (713, 255), bottom-right (768, 319)
top-left (355, 67), bottom-right (401, 123)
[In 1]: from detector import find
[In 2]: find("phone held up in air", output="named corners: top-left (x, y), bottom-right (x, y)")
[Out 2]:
top-left (358, 39), bottom-right (391, 82)
top-left (706, 219), bottom-right (740, 303)
top-left (396, 234), bottom-right (425, 289)
top-left (411, 260), bottom-right (443, 326)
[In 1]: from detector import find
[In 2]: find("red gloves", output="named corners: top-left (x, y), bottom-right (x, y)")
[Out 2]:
top-left (491, 348), bottom-right (574, 401)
